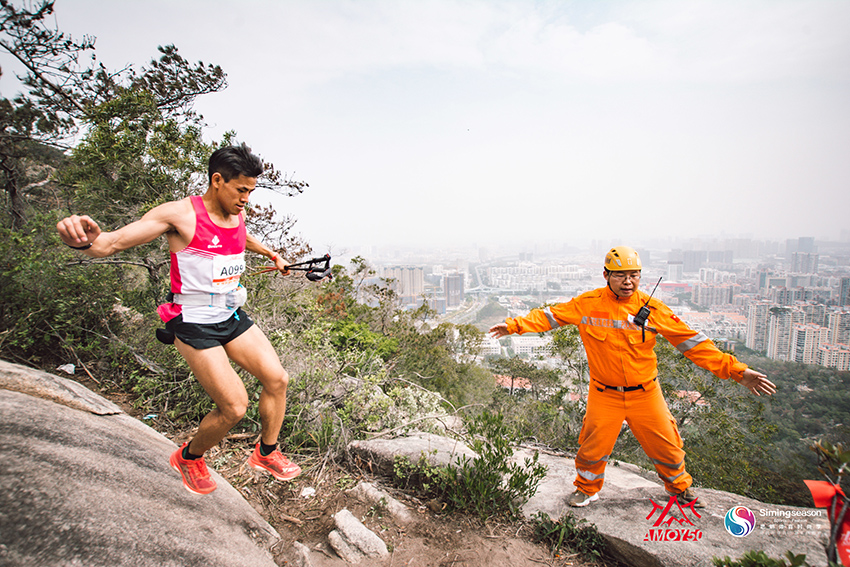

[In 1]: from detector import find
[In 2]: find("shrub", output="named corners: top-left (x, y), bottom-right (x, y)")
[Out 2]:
top-left (391, 409), bottom-right (547, 521)
top-left (530, 511), bottom-right (607, 563)
top-left (712, 550), bottom-right (812, 567)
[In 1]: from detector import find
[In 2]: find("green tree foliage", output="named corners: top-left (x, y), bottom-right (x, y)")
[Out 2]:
top-left (732, 350), bottom-right (850, 505)
top-left (531, 511), bottom-right (607, 563)
top-left (0, 1), bottom-right (225, 228)
top-left (0, 212), bottom-right (121, 361)
top-left (549, 325), bottom-right (589, 394)
top-left (490, 355), bottom-right (558, 399)
top-left (391, 318), bottom-right (494, 408)
top-left (1, 0), bottom-right (92, 228)
top-left (473, 297), bottom-right (508, 330)
top-left (0, 1), bottom-right (307, 372)
top-left (485, 327), bottom-right (586, 451)
top-left (712, 550), bottom-right (812, 567)
top-left (306, 259), bottom-right (496, 409)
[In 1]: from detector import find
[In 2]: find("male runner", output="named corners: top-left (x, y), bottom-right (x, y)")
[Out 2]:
top-left (57, 144), bottom-right (301, 494)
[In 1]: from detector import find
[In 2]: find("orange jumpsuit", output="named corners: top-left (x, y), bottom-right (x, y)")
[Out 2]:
top-left (505, 285), bottom-right (748, 495)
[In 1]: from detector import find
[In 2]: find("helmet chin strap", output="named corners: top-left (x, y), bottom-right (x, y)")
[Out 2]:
top-left (604, 269), bottom-right (622, 299)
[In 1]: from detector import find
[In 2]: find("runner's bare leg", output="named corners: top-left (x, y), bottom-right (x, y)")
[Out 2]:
top-left (175, 340), bottom-right (249, 455)
top-left (224, 325), bottom-right (289, 446)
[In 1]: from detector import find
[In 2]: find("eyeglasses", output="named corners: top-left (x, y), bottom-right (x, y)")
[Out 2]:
top-left (609, 272), bottom-right (642, 281)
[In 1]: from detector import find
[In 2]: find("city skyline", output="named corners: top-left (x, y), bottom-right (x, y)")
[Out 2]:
top-left (317, 225), bottom-right (850, 369)
top-left (340, 232), bottom-right (850, 269)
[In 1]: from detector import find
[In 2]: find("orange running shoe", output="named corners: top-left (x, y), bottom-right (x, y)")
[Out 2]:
top-left (170, 442), bottom-right (217, 495)
top-left (247, 443), bottom-right (302, 481)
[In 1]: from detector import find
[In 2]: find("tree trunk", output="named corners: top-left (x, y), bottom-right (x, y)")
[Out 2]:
top-left (1, 159), bottom-right (25, 230)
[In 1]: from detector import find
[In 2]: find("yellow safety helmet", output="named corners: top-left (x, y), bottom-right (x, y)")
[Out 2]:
top-left (604, 246), bottom-right (642, 272)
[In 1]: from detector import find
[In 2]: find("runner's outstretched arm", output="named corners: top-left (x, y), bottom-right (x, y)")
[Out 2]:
top-left (57, 201), bottom-right (185, 258)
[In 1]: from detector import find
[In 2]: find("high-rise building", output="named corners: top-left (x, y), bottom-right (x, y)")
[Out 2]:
top-left (829, 311), bottom-right (850, 347)
top-left (771, 287), bottom-right (803, 306)
top-left (383, 266), bottom-right (424, 302)
top-left (786, 237), bottom-right (816, 255)
top-left (766, 307), bottom-right (805, 361)
top-left (746, 301), bottom-right (772, 352)
top-left (666, 261), bottom-right (684, 282)
top-left (691, 283), bottom-right (736, 308)
top-left (839, 277), bottom-right (850, 308)
top-left (707, 250), bottom-right (734, 264)
top-left (818, 343), bottom-right (850, 371)
top-left (683, 250), bottom-right (708, 273)
top-left (444, 273), bottom-right (464, 308)
top-left (798, 303), bottom-right (828, 327)
top-left (790, 253), bottom-right (819, 274)
top-left (798, 237), bottom-right (816, 254)
top-left (791, 324), bottom-right (829, 365)
top-left (756, 270), bottom-right (770, 295)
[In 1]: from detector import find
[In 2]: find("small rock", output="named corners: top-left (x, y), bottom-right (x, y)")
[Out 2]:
top-left (328, 508), bottom-right (389, 563)
top-left (328, 529), bottom-right (362, 564)
top-left (347, 481), bottom-right (416, 524)
top-left (300, 486), bottom-right (316, 499)
top-left (427, 498), bottom-right (446, 513)
top-left (291, 541), bottom-right (313, 567)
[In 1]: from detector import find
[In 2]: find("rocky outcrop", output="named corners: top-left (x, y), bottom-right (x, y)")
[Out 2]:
top-left (0, 360), bottom-right (280, 567)
top-left (2, 358), bottom-right (833, 567)
top-left (349, 434), bottom-right (832, 567)
top-left (348, 430), bottom-right (477, 476)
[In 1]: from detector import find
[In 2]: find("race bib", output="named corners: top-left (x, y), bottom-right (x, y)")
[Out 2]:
top-left (212, 253), bottom-right (246, 291)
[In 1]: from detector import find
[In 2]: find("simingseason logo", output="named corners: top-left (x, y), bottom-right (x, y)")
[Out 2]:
top-left (724, 506), bottom-right (756, 537)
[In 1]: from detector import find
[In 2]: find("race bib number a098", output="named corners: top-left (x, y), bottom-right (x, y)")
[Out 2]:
top-left (212, 253), bottom-right (246, 291)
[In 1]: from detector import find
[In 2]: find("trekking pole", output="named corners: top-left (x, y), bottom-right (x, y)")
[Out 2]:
top-left (251, 254), bottom-right (333, 281)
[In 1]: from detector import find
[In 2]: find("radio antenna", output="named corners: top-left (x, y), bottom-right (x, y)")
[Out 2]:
top-left (634, 276), bottom-right (663, 340)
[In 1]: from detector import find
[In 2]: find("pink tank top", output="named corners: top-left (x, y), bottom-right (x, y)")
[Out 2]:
top-left (157, 196), bottom-right (247, 324)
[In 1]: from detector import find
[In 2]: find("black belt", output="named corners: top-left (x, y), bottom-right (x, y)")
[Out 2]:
top-left (595, 377), bottom-right (656, 393)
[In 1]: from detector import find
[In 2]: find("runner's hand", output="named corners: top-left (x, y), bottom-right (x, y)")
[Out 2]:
top-left (57, 215), bottom-right (101, 247)
top-left (736, 368), bottom-right (776, 396)
top-left (273, 255), bottom-right (291, 276)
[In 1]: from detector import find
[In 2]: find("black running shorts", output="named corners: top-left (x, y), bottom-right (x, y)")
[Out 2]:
top-left (165, 308), bottom-right (254, 349)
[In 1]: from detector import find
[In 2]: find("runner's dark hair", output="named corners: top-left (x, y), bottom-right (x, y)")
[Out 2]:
top-left (208, 143), bottom-right (264, 183)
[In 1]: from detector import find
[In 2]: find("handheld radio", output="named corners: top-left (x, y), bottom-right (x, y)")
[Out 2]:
top-left (633, 276), bottom-right (662, 331)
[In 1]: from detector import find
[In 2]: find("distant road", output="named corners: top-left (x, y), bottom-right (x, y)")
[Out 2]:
top-left (436, 295), bottom-right (487, 326)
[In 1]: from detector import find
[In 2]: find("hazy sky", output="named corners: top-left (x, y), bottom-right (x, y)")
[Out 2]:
top-left (3, 0), bottom-right (849, 252)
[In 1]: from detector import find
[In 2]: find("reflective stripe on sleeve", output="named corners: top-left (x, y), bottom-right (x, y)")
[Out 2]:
top-left (543, 307), bottom-right (561, 330)
top-left (675, 332), bottom-right (709, 354)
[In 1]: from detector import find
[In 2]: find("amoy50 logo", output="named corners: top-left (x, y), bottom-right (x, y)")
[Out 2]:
top-left (644, 497), bottom-right (704, 542)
